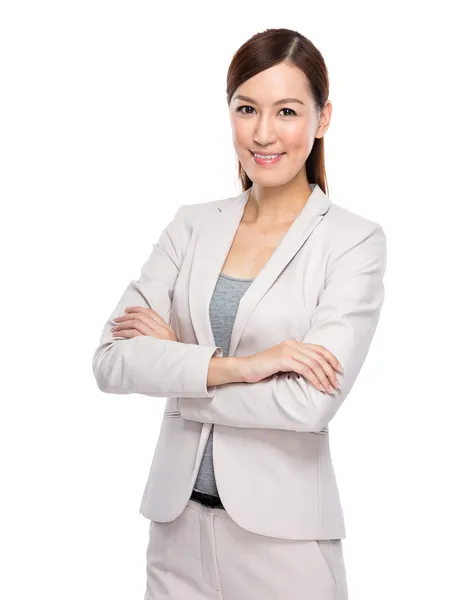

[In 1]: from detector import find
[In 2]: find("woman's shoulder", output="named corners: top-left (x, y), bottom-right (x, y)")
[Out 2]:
top-left (172, 192), bottom-right (242, 229)
top-left (324, 201), bottom-right (385, 240)
top-left (320, 202), bottom-right (386, 270)
top-left (179, 193), bottom-right (239, 216)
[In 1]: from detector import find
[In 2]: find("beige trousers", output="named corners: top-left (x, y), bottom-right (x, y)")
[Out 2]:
top-left (144, 499), bottom-right (349, 599)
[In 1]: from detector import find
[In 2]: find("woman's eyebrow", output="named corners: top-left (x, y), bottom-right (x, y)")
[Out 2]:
top-left (234, 94), bottom-right (305, 106)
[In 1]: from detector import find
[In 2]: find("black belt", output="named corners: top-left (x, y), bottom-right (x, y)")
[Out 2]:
top-left (190, 489), bottom-right (225, 509)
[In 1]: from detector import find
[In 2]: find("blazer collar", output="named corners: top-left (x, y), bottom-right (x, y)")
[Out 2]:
top-left (188, 183), bottom-right (331, 357)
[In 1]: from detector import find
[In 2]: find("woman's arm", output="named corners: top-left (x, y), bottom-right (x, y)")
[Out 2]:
top-left (207, 356), bottom-right (249, 386)
top-left (180, 224), bottom-right (387, 432)
top-left (92, 205), bottom-right (224, 398)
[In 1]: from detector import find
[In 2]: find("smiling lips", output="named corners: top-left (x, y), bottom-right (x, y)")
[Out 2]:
top-left (250, 150), bottom-right (285, 164)
top-left (250, 150), bottom-right (285, 157)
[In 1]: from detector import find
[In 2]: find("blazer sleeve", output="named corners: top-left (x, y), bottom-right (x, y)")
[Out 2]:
top-left (92, 205), bottom-right (224, 398)
top-left (178, 224), bottom-right (387, 432)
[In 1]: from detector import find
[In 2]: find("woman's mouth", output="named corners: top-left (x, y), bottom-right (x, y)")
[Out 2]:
top-left (249, 150), bottom-right (286, 165)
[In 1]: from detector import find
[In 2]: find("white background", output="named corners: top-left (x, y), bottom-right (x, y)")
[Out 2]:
top-left (1, 1), bottom-right (465, 598)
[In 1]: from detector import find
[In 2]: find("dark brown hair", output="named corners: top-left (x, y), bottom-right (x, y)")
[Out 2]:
top-left (226, 28), bottom-right (330, 194)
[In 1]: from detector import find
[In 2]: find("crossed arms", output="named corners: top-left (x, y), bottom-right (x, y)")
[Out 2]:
top-left (92, 205), bottom-right (386, 433)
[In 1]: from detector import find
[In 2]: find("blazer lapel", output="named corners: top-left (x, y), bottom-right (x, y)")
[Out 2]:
top-left (188, 183), bottom-right (331, 357)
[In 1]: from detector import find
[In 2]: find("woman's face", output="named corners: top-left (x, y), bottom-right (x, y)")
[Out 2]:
top-left (229, 62), bottom-right (330, 187)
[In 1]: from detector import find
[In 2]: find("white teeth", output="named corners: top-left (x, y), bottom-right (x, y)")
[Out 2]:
top-left (253, 152), bottom-right (282, 159)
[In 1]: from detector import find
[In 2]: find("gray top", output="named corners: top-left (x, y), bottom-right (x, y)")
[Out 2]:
top-left (193, 271), bottom-right (254, 497)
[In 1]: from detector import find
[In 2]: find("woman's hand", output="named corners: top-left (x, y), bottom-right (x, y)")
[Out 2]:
top-left (111, 306), bottom-right (178, 341)
top-left (240, 340), bottom-right (343, 394)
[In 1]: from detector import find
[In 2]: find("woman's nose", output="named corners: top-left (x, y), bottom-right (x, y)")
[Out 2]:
top-left (253, 116), bottom-right (277, 146)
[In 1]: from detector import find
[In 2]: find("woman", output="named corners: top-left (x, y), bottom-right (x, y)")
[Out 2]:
top-left (92, 27), bottom-right (386, 600)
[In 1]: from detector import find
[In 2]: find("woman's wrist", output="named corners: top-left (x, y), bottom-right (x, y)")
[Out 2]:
top-left (207, 356), bottom-right (249, 386)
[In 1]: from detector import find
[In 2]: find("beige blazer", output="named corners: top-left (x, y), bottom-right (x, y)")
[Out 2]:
top-left (92, 182), bottom-right (387, 540)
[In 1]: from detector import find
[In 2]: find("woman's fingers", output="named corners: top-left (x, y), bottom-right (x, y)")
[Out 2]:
top-left (112, 318), bottom-right (154, 337)
top-left (113, 312), bottom-right (152, 328)
top-left (291, 350), bottom-right (337, 393)
top-left (291, 342), bottom-right (340, 393)
top-left (113, 307), bottom-right (163, 332)
top-left (111, 308), bottom-right (177, 341)
top-left (306, 350), bottom-right (341, 389)
top-left (112, 329), bottom-right (143, 339)
top-left (124, 306), bottom-right (167, 325)
top-left (304, 343), bottom-right (343, 374)
top-left (282, 341), bottom-right (341, 393)
top-left (113, 307), bottom-right (160, 327)
top-left (281, 357), bottom-right (329, 393)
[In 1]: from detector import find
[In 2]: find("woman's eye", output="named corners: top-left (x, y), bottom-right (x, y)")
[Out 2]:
top-left (236, 105), bottom-right (296, 116)
top-left (237, 105), bottom-right (255, 115)
top-left (280, 107), bottom-right (297, 116)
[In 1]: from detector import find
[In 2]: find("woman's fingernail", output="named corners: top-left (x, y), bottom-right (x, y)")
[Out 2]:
top-left (335, 380), bottom-right (341, 390)
top-left (337, 363), bottom-right (343, 372)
